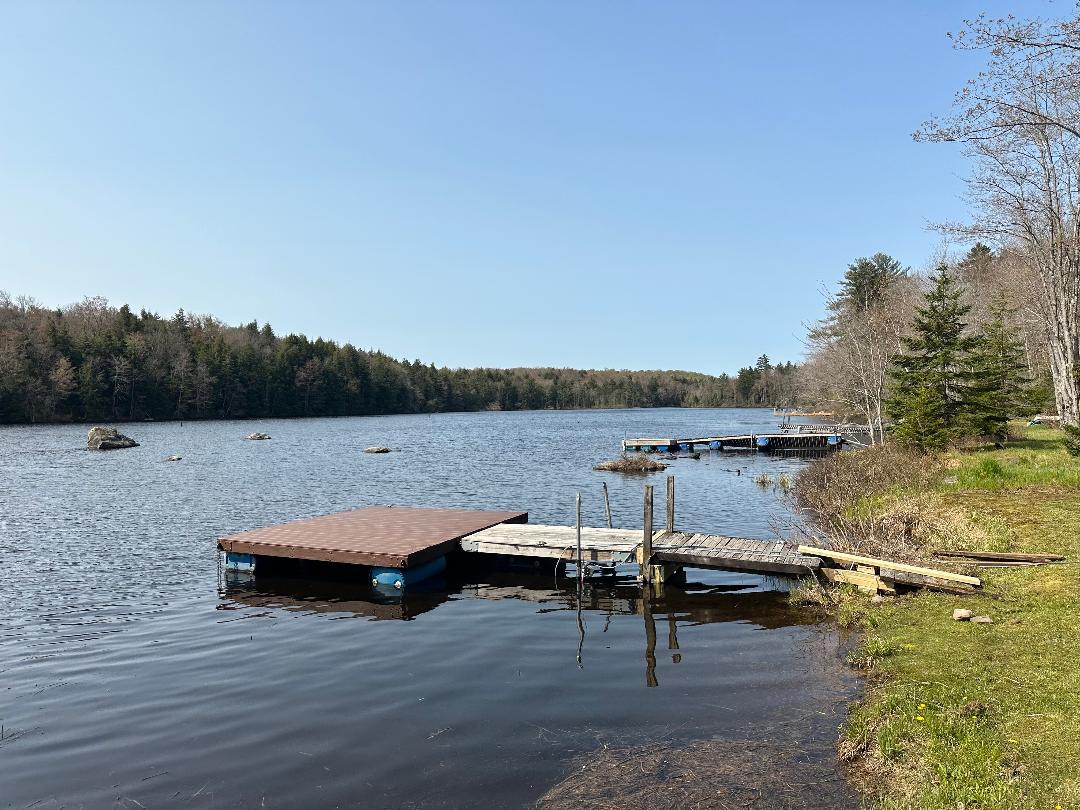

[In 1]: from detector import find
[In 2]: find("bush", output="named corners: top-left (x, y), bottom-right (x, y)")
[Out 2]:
top-left (792, 444), bottom-right (944, 561)
top-left (1064, 424), bottom-right (1080, 457)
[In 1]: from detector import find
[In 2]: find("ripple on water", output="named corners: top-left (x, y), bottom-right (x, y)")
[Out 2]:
top-left (0, 410), bottom-right (859, 808)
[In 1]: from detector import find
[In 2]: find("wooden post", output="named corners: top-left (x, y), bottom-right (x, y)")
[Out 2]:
top-left (576, 492), bottom-right (583, 588)
top-left (665, 475), bottom-right (675, 534)
top-left (641, 484), bottom-right (654, 583)
top-left (602, 482), bottom-right (613, 529)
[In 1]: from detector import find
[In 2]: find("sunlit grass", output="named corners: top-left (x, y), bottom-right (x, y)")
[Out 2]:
top-left (840, 424), bottom-right (1080, 809)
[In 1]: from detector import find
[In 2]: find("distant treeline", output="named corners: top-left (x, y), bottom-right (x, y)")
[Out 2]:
top-left (0, 293), bottom-right (797, 424)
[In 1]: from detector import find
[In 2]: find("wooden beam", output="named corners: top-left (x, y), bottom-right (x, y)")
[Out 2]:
top-left (797, 545), bottom-right (981, 587)
top-left (933, 549), bottom-right (1065, 563)
top-left (879, 567), bottom-right (977, 595)
top-left (819, 567), bottom-right (894, 594)
top-left (666, 475), bottom-right (675, 534)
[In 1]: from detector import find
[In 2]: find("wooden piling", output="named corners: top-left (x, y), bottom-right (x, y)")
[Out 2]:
top-left (665, 475), bottom-right (675, 534)
top-left (576, 493), bottom-right (583, 588)
top-left (602, 482), bottom-right (613, 529)
top-left (641, 485), bottom-right (654, 583)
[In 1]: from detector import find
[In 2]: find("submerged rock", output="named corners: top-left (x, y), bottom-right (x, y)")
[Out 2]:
top-left (245, 432), bottom-right (272, 440)
top-left (364, 446), bottom-right (391, 454)
top-left (165, 455), bottom-right (182, 462)
top-left (87, 426), bottom-right (139, 451)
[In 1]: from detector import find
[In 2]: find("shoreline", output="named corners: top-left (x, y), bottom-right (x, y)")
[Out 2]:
top-left (806, 424), bottom-right (1080, 808)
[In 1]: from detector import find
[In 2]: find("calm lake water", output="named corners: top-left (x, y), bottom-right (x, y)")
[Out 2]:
top-left (0, 408), bottom-right (859, 808)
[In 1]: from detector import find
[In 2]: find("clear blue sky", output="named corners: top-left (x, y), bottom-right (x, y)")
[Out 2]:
top-left (0, 1), bottom-right (1058, 374)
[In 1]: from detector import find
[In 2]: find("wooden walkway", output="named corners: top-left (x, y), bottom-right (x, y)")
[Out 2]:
top-left (460, 524), bottom-right (821, 577)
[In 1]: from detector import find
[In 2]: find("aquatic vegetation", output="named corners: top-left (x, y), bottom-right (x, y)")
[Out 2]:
top-left (593, 455), bottom-right (668, 473)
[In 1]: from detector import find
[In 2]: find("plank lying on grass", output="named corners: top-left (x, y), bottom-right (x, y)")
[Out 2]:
top-left (933, 549), bottom-right (1065, 563)
top-left (797, 545), bottom-right (982, 587)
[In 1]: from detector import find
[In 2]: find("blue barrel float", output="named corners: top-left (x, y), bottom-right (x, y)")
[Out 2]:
top-left (371, 555), bottom-right (447, 590)
top-left (756, 435), bottom-right (771, 448)
top-left (828, 434), bottom-right (841, 446)
top-left (225, 552), bottom-right (256, 572)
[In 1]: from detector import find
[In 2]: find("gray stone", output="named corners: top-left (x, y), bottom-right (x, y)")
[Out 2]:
top-left (971, 615), bottom-right (994, 624)
top-left (245, 432), bottom-right (272, 440)
top-left (952, 608), bottom-right (973, 621)
top-left (87, 426), bottom-right (139, 451)
top-left (165, 455), bottom-right (182, 462)
top-left (364, 446), bottom-right (391, 454)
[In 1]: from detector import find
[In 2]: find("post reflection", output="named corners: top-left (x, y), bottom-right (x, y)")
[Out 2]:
top-left (219, 566), bottom-right (825, 686)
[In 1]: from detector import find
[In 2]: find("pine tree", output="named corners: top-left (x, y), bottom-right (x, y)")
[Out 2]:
top-left (964, 294), bottom-right (1031, 445)
top-left (887, 264), bottom-right (979, 450)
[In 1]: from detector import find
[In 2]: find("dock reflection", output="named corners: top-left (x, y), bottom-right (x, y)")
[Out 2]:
top-left (219, 568), bottom-right (825, 686)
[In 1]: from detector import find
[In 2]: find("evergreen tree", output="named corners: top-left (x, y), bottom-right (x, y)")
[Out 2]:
top-left (964, 294), bottom-right (1032, 445)
top-left (837, 253), bottom-right (907, 312)
top-left (887, 264), bottom-right (979, 450)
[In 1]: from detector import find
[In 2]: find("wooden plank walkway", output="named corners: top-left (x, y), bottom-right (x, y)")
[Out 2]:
top-left (461, 525), bottom-right (821, 577)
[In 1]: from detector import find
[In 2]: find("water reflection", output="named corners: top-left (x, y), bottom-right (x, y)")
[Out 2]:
top-left (220, 567), bottom-right (824, 688)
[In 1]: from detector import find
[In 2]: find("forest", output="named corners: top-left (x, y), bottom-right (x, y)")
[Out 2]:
top-left (0, 292), bottom-right (797, 423)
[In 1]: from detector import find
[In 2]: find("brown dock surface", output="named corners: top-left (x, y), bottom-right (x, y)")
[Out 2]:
top-left (218, 506), bottom-right (527, 568)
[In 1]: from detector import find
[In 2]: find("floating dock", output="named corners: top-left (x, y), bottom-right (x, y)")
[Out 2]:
top-left (621, 432), bottom-right (843, 453)
top-left (218, 506), bottom-right (528, 587)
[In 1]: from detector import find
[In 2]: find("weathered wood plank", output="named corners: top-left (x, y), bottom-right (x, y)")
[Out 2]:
top-left (797, 545), bottom-right (981, 587)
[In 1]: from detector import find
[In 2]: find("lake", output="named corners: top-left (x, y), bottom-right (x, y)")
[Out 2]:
top-left (0, 408), bottom-right (859, 808)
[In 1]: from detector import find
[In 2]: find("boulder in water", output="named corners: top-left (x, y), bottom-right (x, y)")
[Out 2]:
top-left (165, 455), bottom-right (182, 462)
top-left (364, 446), bottom-right (391, 454)
top-left (87, 426), bottom-right (139, 451)
top-left (246, 432), bottom-right (272, 440)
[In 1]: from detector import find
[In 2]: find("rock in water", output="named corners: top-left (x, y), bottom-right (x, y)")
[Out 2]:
top-left (165, 455), bottom-right (182, 462)
top-left (364, 446), bottom-right (391, 454)
top-left (87, 426), bottom-right (139, 451)
top-left (245, 432), bottom-right (272, 440)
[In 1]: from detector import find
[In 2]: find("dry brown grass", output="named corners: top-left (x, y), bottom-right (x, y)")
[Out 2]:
top-left (792, 445), bottom-right (959, 563)
top-left (594, 455), bottom-right (669, 473)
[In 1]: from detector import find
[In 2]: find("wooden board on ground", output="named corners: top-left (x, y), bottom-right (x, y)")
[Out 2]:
top-left (797, 545), bottom-right (981, 588)
top-left (933, 549), bottom-right (1065, 563)
top-left (878, 567), bottom-right (978, 595)
top-left (819, 567), bottom-right (895, 595)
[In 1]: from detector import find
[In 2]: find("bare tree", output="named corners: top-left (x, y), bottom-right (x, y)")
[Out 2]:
top-left (917, 11), bottom-right (1080, 424)
top-left (804, 279), bottom-right (918, 444)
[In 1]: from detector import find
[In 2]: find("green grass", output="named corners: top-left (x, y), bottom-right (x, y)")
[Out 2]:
top-left (838, 424), bottom-right (1080, 809)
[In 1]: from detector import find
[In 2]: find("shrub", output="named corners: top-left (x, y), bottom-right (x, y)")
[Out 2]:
top-left (1064, 424), bottom-right (1080, 457)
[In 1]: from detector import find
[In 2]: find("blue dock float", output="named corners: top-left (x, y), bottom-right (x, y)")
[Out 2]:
top-left (371, 555), bottom-right (447, 590)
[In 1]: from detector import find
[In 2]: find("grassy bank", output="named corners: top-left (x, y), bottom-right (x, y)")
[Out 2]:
top-left (822, 426), bottom-right (1080, 808)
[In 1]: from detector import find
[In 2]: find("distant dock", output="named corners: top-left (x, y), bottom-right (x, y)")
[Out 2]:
top-left (621, 432), bottom-right (843, 453)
